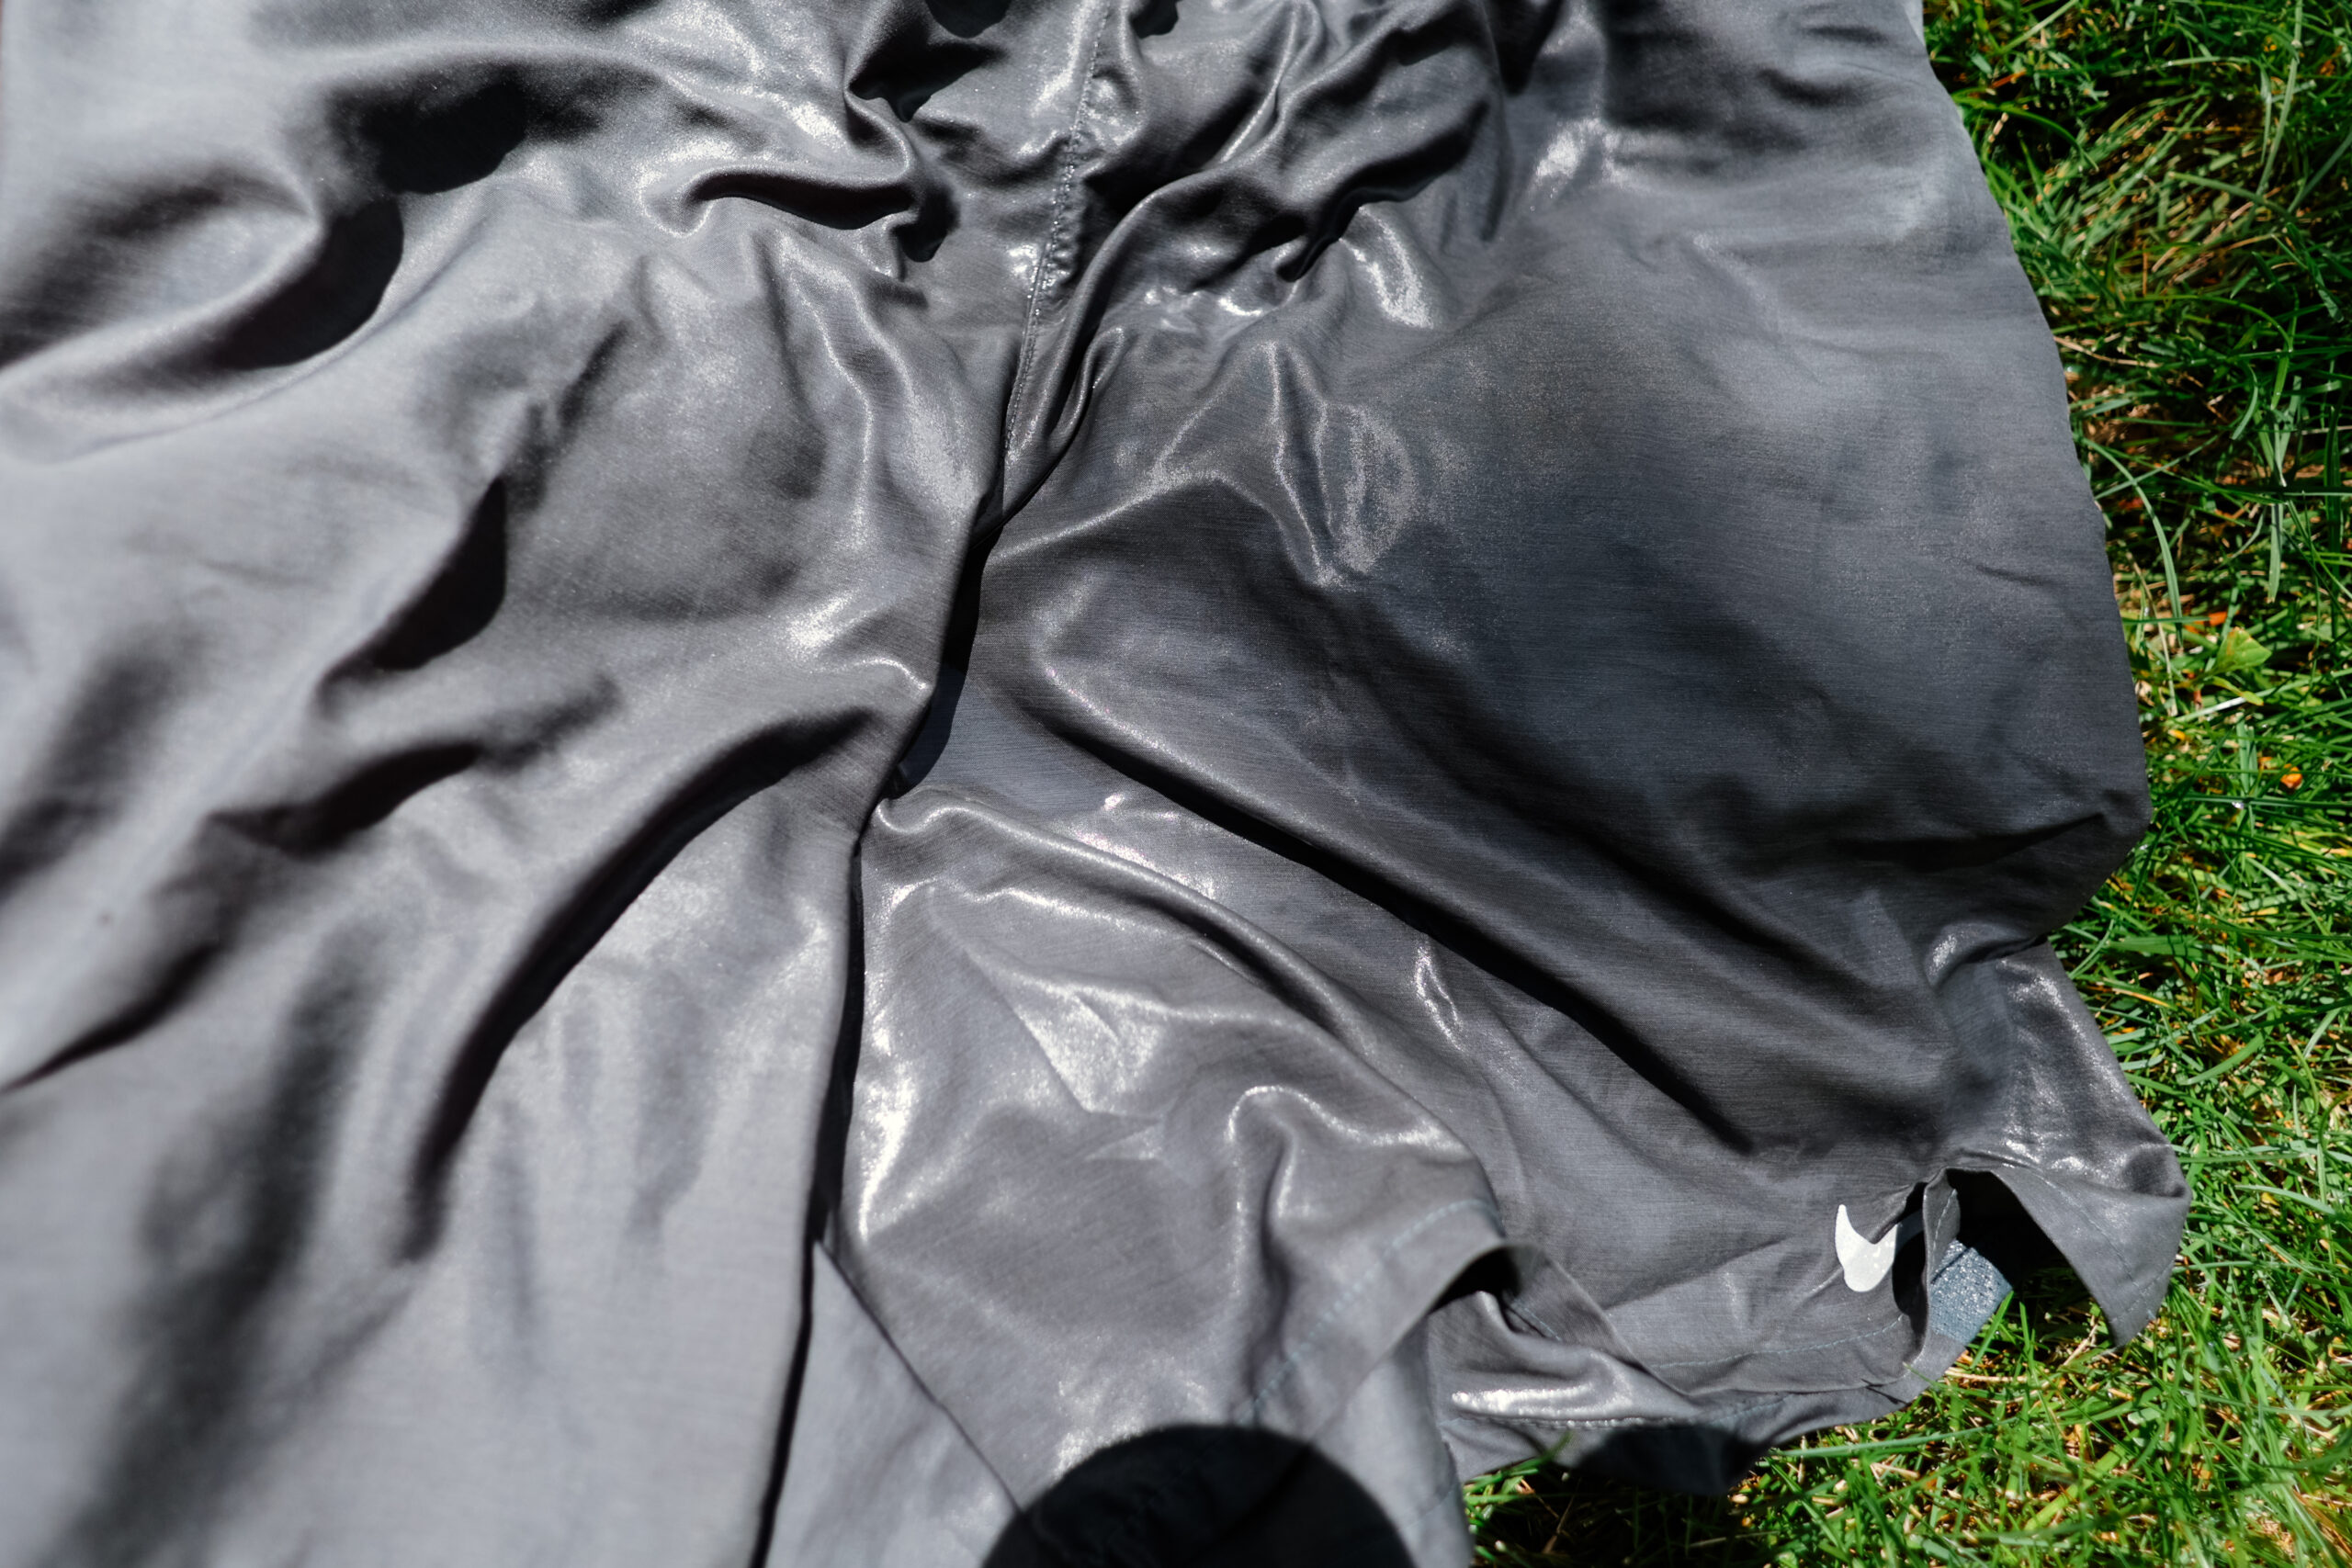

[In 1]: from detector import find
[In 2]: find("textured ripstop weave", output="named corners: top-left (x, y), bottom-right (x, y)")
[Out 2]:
top-left (0, 0), bottom-right (2187, 1561)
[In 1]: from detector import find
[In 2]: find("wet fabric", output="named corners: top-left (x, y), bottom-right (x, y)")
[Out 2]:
top-left (0, 0), bottom-right (2188, 1559)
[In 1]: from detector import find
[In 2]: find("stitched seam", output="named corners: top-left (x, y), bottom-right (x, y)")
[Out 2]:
top-left (1439, 1390), bottom-right (1797, 1436)
top-left (1644, 1314), bottom-right (1912, 1370)
top-left (1237, 1197), bottom-right (1498, 1425)
top-left (810, 1247), bottom-right (1028, 1513)
top-left (1929, 1247), bottom-right (1962, 1290)
top-left (1515, 1253), bottom-right (1958, 1371)
top-left (1507, 1301), bottom-right (1570, 1344)
top-left (1003, 0), bottom-right (1115, 460)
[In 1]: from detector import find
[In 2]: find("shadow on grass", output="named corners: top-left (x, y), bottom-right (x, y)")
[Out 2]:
top-left (1471, 1467), bottom-right (1770, 1568)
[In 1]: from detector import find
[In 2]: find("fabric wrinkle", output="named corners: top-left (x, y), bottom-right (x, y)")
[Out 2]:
top-left (0, 0), bottom-right (2185, 1561)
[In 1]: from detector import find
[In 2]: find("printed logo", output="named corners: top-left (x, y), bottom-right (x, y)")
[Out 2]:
top-left (1835, 1204), bottom-right (1898, 1292)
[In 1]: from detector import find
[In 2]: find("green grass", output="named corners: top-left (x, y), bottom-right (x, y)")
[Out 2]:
top-left (1466, 1), bottom-right (2352, 1560)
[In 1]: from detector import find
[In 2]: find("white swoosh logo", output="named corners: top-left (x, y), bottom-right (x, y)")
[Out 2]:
top-left (1835, 1204), bottom-right (1898, 1292)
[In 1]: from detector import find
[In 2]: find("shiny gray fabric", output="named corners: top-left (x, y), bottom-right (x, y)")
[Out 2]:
top-left (0, 0), bottom-right (2187, 1559)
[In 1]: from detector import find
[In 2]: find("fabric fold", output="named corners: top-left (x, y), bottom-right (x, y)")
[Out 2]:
top-left (0, 0), bottom-right (2183, 1560)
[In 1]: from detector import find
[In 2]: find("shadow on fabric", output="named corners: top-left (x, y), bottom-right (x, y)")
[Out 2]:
top-left (981, 1427), bottom-right (1414, 1568)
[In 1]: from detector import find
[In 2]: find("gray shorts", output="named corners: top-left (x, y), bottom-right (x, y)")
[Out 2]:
top-left (0, 0), bottom-right (2185, 1559)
